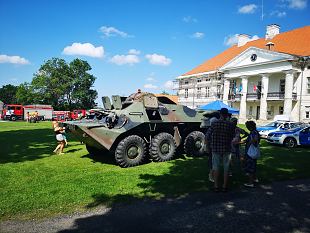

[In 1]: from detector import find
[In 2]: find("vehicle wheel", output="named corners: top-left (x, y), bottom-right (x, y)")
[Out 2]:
top-left (284, 137), bottom-right (297, 148)
top-left (115, 135), bottom-right (147, 168)
top-left (150, 132), bottom-right (176, 162)
top-left (10, 116), bottom-right (17, 121)
top-left (86, 144), bottom-right (102, 156)
top-left (184, 131), bottom-right (206, 157)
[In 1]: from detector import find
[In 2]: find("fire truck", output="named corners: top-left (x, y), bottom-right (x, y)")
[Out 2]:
top-left (70, 109), bottom-right (86, 120)
top-left (2, 104), bottom-right (53, 121)
top-left (52, 109), bottom-right (86, 121)
top-left (52, 111), bottom-right (71, 121)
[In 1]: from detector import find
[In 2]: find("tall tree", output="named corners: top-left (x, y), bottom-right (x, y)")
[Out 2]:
top-left (0, 84), bottom-right (18, 104)
top-left (31, 58), bottom-right (98, 110)
top-left (15, 82), bottom-right (35, 105)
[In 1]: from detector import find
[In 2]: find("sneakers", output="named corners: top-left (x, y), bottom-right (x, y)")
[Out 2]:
top-left (244, 183), bottom-right (255, 188)
top-left (209, 173), bottom-right (214, 183)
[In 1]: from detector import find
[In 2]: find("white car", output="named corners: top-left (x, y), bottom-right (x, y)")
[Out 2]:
top-left (267, 125), bottom-right (310, 147)
top-left (257, 121), bottom-right (301, 139)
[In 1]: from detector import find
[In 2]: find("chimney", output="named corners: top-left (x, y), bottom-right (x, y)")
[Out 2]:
top-left (237, 34), bottom-right (251, 47)
top-left (265, 24), bottom-right (280, 40)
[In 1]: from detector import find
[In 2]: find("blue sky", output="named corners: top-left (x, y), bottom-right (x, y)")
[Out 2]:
top-left (0, 0), bottom-right (309, 105)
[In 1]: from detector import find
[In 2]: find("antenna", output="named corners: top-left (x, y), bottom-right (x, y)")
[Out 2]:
top-left (261, 0), bottom-right (264, 21)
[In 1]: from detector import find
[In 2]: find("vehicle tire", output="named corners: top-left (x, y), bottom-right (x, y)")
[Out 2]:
top-left (115, 135), bottom-right (147, 168)
top-left (86, 144), bottom-right (102, 156)
top-left (184, 131), bottom-right (206, 157)
top-left (10, 116), bottom-right (17, 121)
top-left (149, 132), bottom-right (176, 162)
top-left (284, 137), bottom-right (297, 148)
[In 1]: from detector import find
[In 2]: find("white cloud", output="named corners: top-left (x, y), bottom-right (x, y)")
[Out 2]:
top-left (270, 10), bottom-right (287, 17)
top-left (287, 0), bottom-right (307, 9)
top-left (191, 32), bottom-right (205, 39)
top-left (224, 34), bottom-right (238, 46)
top-left (163, 80), bottom-right (174, 90)
top-left (128, 49), bottom-right (141, 55)
top-left (251, 35), bottom-right (259, 41)
top-left (0, 54), bottom-right (30, 64)
top-left (224, 34), bottom-right (259, 46)
top-left (99, 26), bottom-right (132, 38)
top-left (183, 16), bottom-right (198, 23)
top-left (144, 84), bottom-right (159, 89)
top-left (238, 4), bottom-right (257, 14)
top-left (145, 54), bottom-right (172, 66)
top-left (147, 77), bottom-right (156, 82)
top-left (62, 43), bottom-right (104, 58)
top-left (110, 54), bottom-right (139, 65)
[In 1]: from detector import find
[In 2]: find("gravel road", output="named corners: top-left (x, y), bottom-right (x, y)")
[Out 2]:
top-left (1, 179), bottom-right (309, 233)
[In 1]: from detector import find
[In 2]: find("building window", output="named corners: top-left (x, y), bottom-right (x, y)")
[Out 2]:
top-left (249, 106), bottom-right (253, 116)
top-left (279, 106), bottom-right (284, 114)
top-left (307, 77), bottom-right (310, 94)
top-left (185, 89), bottom-right (188, 98)
top-left (184, 80), bottom-right (189, 85)
top-left (217, 85), bottom-right (222, 98)
top-left (205, 87), bottom-right (210, 97)
top-left (306, 111), bottom-right (309, 119)
top-left (197, 87), bottom-right (201, 98)
top-left (280, 79), bottom-right (285, 92)
top-left (197, 79), bottom-right (202, 83)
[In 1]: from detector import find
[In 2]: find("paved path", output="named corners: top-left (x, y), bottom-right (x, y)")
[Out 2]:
top-left (1, 179), bottom-right (310, 233)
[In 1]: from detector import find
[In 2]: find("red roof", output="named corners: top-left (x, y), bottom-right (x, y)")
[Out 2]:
top-left (182, 25), bottom-right (310, 76)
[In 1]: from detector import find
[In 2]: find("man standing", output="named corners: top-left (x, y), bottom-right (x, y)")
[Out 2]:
top-left (207, 108), bottom-right (234, 192)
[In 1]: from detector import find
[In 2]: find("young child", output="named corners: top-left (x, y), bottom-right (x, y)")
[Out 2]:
top-left (243, 121), bottom-right (260, 187)
top-left (52, 121), bottom-right (66, 154)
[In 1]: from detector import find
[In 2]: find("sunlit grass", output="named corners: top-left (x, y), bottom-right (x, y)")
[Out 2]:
top-left (0, 121), bottom-right (309, 220)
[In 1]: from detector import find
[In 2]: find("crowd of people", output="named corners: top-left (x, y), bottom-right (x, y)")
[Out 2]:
top-left (205, 108), bottom-right (261, 192)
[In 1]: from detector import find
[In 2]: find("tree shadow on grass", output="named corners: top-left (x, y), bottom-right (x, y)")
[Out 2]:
top-left (0, 128), bottom-right (80, 163)
top-left (58, 156), bottom-right (310, 233)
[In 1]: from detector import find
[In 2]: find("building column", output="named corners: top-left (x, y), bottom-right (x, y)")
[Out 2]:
top-left (223, 79), bottom-right (230, 104)
top-left (283, 70), bottom-right (294, 116)
top-left (239, 76), bottom-right (248, 121)
top-left (259, 74), bottom-right (269, 120)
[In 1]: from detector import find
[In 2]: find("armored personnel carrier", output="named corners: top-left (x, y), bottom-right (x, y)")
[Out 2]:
top-left (63, 92), bottom-right (207, 168)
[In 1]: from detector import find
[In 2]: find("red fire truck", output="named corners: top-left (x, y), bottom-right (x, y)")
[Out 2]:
top-left (52, 111), bottom-right (71, 121)
top-left (52, 109), bottom-right (86, 121)
top-left (2, 104), bottom-right (53, 121)
top-left (70, 109), bottom-right (86, 120)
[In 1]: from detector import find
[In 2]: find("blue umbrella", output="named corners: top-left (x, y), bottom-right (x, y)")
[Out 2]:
top-left (198, 100), bottom-right (239, 114)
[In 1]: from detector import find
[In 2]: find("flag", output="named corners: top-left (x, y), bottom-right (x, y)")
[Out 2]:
top-left (253, 85), bottom-right (257, 92)
top-left (238, 84), bottom-right (242, 92)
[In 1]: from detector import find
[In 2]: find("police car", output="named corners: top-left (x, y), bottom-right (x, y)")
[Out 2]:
top-left (266, 125), bottom-right (310, 148)
top-left (257, 121), bottom-right (300, 139)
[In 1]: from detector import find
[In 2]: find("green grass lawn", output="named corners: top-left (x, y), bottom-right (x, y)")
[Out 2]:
top-left (0, 121), bottom-right (310, 220)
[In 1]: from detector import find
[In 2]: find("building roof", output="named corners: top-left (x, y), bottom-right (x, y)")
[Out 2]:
top-left (182, 25), bottom-right (310, 77)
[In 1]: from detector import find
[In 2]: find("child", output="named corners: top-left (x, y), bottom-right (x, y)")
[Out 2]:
top-left (243, 121), bottom-right (260, 187)
top-left (52, 121), bottom-right (66, 154)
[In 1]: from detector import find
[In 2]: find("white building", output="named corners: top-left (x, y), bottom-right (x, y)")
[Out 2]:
top-left (176, 25), bottom-right (310, 123)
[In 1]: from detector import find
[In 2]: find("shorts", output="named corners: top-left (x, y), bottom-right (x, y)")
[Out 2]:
top-left (212, 152), bottom-right (231, 173)
top-left (244, 155), bottom-right (257, 174)
top-left (56, 134), bottom-right (65, 142)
